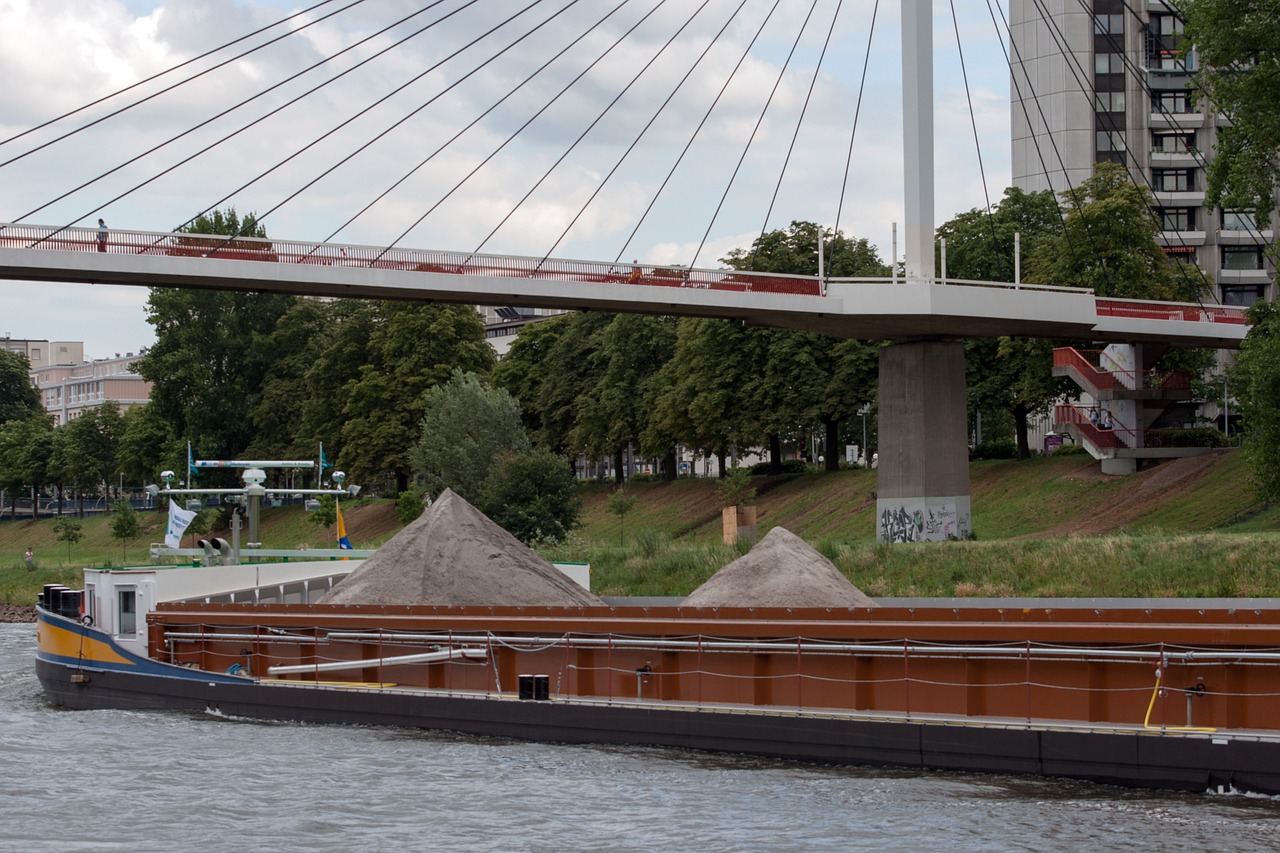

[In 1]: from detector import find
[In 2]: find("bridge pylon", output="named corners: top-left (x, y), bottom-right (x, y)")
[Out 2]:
top-left (876, 339), bottom-right (972, 542)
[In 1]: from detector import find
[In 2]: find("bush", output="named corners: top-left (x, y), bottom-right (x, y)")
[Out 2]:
top-left (479, 450), bottom-right (581, 545)
top-left (1144, 427), bottom-right (1230, 449)
top-left (971, 439), bottom-right (1017, 460)
top-left (1050, 442), bottom-right (1088, 456)
top-left (396, 487), bottom-right (425, 526)
top-left (748, 459), bottom-right (813, 474)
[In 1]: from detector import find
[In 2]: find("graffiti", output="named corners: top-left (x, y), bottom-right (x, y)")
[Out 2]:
top-left (923, 506), bottom-right (958, 539)
top-left (880, 502), bottom-right (969, 542)
top-left (880, 506), bottom-right (925, 543)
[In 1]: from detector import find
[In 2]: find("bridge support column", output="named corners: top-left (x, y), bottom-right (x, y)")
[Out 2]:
top-left (876, 340), bottom-right (971, 542)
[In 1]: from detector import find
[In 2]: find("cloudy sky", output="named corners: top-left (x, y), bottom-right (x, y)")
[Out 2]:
top-left (0, 0), bottom-right (1012, 358)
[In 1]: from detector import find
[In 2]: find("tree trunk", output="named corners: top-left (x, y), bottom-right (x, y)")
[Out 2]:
top-left (663, 448), bottom-right (677, 481)
top-left (1014, 402), bottom-right (1031, 459)
top-left (613, 449), bottom-right (625, 486)
top-left (768, 433), bottom-right (783, 474)
top-left (824, 417), bottom-right (841, 472)
top-left (716, 448), bottom-right (727, 478)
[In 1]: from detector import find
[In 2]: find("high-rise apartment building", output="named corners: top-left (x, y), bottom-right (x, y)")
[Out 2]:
top-left (1010, 0), bottom-right (1276, 306)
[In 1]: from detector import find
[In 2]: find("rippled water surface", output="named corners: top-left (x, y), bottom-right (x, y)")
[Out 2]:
top-left (5, 623), bottom-right (1280, 852)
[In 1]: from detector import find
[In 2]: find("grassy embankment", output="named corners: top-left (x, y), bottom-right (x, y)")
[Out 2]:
top-left (4, 449), bottom-right (1280, 605)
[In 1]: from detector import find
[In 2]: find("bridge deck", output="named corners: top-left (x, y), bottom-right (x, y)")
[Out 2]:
top-left (0, 223), bottom-right (1248, 346)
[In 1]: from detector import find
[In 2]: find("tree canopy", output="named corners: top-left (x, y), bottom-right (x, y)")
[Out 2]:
top-left (411, 370), bottom-right (531, 502)
top-left (1183, 0), bottom-right (1280, 217)
top-left (1230, 300), bottom-right (1280, 502)
top-left (0, 350), bottom-right (42, 425)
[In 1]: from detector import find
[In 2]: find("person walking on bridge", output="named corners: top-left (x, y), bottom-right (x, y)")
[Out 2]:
top-left (96, 219), bottom-right (108, 252)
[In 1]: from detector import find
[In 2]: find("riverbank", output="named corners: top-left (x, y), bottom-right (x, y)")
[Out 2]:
top-left (1, 605), bottom-right (34, 622)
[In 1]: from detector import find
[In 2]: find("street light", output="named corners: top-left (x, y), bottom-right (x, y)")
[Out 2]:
top-left (857, 403), bottom-right (872, 468)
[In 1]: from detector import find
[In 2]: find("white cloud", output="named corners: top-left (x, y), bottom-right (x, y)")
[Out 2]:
top-left (0, 0), bottom-right (1015, 356)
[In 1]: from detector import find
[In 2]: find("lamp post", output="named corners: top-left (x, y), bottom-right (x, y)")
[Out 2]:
top-left (858, 403), bottom-right (871, 468)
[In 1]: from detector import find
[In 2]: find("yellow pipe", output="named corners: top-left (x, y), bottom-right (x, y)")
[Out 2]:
top-left (1143, 667), bottom-right (1218, 733)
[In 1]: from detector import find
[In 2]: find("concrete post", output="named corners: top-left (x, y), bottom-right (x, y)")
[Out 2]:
top-left (876, 340), bottom-right (972, 542)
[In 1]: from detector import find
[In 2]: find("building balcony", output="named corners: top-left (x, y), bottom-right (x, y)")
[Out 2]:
top-left (1218, 268), bottom-right (1273, 285)
top-left (1152, 189), bottom-right (1205, 206)
top-left (1157, 231), bottom-right (1206, 246)
top-left (1149, 148), bottom-right (1199, 166)
top-left (1218, 228), bottom-right (1274, 245)
top-left (1149, 111), bottom-right (1205, 130)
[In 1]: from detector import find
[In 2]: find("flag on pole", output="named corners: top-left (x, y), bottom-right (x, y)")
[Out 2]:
top-left (165, 499), bottom-right (198, 549)
top-left (336, 502), bottom-right (353, 551)
top-left (187, 442), bottom-right (197, 482)
top-left (319, 443), bottom-right (333, 471)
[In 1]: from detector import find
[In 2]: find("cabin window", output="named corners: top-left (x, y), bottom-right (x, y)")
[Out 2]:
top-left (85, 583), bottom-right (96, 625)
top-left (118, 589), bottom-right (136, 634)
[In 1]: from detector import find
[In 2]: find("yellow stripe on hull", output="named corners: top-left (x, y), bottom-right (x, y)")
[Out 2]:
top-left (37, 619), bottom-right (133, 667)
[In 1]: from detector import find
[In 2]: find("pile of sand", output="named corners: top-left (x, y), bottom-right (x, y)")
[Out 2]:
top-left (683, 527), bottom-right (878, 609)
top-left (318, 489), bottom-right (603, 607)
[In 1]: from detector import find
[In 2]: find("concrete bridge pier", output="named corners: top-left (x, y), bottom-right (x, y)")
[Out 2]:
top-left (876, 340), bottom-right (972, 542)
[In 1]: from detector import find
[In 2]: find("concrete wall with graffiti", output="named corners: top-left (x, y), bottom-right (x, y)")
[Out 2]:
top-left (876, 496), bottom-right (972, 543)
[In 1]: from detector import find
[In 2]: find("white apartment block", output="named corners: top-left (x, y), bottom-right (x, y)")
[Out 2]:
top-left (1011, 0), bottom-right (1276, 306)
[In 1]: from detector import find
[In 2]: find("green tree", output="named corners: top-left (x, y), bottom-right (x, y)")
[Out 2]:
top-left (605, 488), bottom-right (638, 544)
top-left (117, 403), bottom-right (178, 487)
top-left (722, 221), bottom-right (889, 471)
top-left (342, 302), bottom-right (494, 493)
top-left (0, 350), bottom-right (42, 425)
top-left (479, 449), bottom-right (581, 545)
top-left (492, 315), bottom-right (569, 445)
top-left (0, 414), bottom-right (55, 518)
top-left (308, 494), bottom-right (337, 530)
top-left (246, 297), bottom-right (341, 460)
top-left (1183, 0), bottom-right (1280, 216)
top-left (576, 314), bottom-right (678, 481)
top-left (137, 208), bottom-right (295, 474)
top-left (939, 187), bottom-right (1079, 458)
top-left (1027, 163), bottom-right (1205, 302)
top-left (410, 370), bottom-right (530, 502)
top-left (715, 466), bottom-right (756, 508)
top-left (1230, 301), bottom-right (1280, 501)
top-left (396, 487), bottom-right (426, 526)
top-left (108, 499), bottom-right (142, 563)
top-left (53, 516), bottom-right (83, 561)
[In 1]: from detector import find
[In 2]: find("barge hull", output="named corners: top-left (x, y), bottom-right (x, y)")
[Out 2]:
top-left (36, 656), bottom-right (1280, 796)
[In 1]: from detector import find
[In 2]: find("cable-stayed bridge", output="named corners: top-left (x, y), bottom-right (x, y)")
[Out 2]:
top-left (0, 1), bottom-right (1251, 542)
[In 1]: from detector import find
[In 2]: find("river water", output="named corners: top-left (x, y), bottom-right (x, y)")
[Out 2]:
top-left (5, 624), bottom-right (1280, 852)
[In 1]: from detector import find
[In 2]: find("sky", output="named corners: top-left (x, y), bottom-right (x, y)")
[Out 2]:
top-left (0, 0), bottom-right (1013, 359)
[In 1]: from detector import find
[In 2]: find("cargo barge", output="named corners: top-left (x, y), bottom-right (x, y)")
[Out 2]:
top-left (35, 563), bottom-right (1280, 796)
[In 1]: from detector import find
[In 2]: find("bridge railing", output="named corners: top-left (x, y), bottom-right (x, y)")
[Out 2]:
top-left (1054, 404), bottom-right (1225, 451)
top-left (1096, 297), bottom-right (1247, 325)
top-left (1052, 347), bottom-right (1192, 393)
top-left (0, 223), bottom-right (1255, 326)
top-left (0, 223), bottom-right (825, 296)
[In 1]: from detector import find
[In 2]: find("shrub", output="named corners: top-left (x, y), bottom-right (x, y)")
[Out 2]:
top-left (748, 459), bottom-right (813, 474)
top-left (971, 439), bottom-right (1017, 460)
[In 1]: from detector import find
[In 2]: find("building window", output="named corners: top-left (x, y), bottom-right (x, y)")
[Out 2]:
top-left (118, 588), bottom-right (136, 635)
top-left (1096, 130), bottom-right (1126, 152)
top-left (1222, 246), bottom-right (1264, 270)
top-left (1153, 131), bottom-right (1195, 153)
top-left (1222, 285), bottom-right (1265, 306)
top-left (1094, 92), bottom-right (1125, 113)
top-left (1094, 13), bottom-right (1124, 34)
top-left (1222, 210), bottom-right (1258, 231)
top-left (1153, 169), bottom-right (1194, 192)
top-left (1154, 91), bottom-right (1192, 114)
top-left (1095, 52), bottom-right (1124, 74)
top-left (1158, 207), bottom-right (1196, 231)
top-left (1152, 14), bottom-right (1184, 37)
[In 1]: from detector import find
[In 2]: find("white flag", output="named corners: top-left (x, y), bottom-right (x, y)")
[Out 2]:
top-left (165, 498), bottom-right (198, 548)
